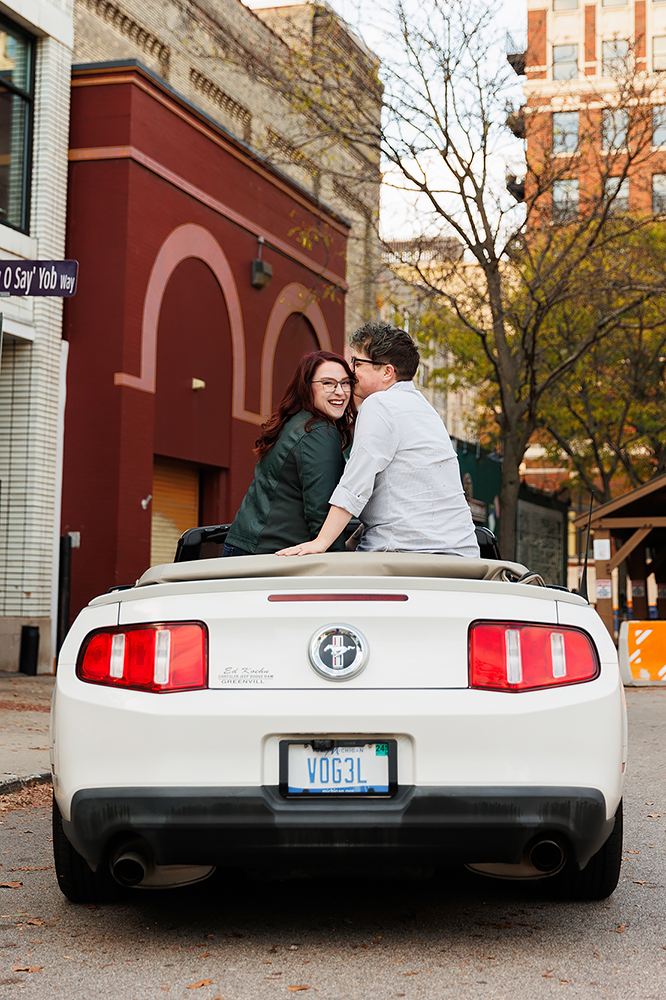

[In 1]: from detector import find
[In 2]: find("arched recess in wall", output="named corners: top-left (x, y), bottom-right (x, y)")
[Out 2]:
top-left (261, 282), bottom-right (332, 417)
top-left (114, 223), bottom-right (261, 425)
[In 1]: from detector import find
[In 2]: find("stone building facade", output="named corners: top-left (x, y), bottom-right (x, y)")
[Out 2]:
top-left (0, 0), bottom-right (73, 671)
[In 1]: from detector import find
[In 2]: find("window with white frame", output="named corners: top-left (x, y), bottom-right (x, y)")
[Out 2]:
top-left (553, 44), bottom-right (578, 80)
top-left (604, 176), bottom-right (629, 213)
top-left (552, 111), bottom-right (579, 154)
top-left (602, 0), bottom-right (627, 6)
top-left (0, 15), bottom-right (34, 232)
top-left (601, 109), bottom-right (629, 151)
top-left (654, 36), bottom-right (666, 71)
top-left (553, 178), bottom-right (579, 220)
top-left (553, 0), bottom-right (577, 9)
top-left (653, 107), bottom-right (666, 146)
top-left (602, 39), bottom-right (629, 77)
top-left (652, 174), bottom-right (666, 213)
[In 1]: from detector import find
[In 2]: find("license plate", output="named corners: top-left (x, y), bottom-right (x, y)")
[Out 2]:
top-left (280, 740), bottom-right (397, 796)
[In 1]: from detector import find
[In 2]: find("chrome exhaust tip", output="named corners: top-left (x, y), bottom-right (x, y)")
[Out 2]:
top-left (528, 838), bottom-right (566, 874)
top-left (111, 849), bottom-right (151, 887)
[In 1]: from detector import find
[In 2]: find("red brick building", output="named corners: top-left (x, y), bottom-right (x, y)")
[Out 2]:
top-left (516, 0), bottom-right (666, 218)
top-left (62, 62), bottom-right (349, 617)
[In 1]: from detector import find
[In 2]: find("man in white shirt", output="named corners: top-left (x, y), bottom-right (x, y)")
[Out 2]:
top-left (277, 323), bottom-right (479, 558)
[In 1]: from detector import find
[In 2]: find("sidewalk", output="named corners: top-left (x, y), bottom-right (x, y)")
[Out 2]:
top-left (0, 671), bottom-right (55, 794)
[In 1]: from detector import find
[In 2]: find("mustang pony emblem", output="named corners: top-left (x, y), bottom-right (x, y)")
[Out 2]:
top-left (323, 635), bottom-right (356, 668)
top-left (309, 624), bottom-right (369, 681)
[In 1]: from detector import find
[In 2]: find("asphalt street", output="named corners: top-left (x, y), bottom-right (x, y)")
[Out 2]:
top-left (1, 687), bottom-right (665, 1000)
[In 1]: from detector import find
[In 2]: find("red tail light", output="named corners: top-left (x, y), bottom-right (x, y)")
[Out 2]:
top-left (77, 623), bottom-right (207, 692)
top-left (469, 622), bottom-right (599, 692)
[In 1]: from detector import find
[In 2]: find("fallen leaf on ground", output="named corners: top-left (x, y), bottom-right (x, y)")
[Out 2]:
top-left (614, 925), bottom-right (627, 933)
top-left (403, 972), bottom-right (418, 976)
top-left (288, 988), bottom-right (309, 993)
top-left (647, 814), bottom-right (661, 819)
top-left (187, 981), bottom-right (212, 989)
top-left (12, 966), bottom-right (43, 973)
top-left (26, 919), bottom-right (45, 924)
top-left (0, 882), bottom-right (22, 889)
top-left (633, 881), bottom-right (647, 886)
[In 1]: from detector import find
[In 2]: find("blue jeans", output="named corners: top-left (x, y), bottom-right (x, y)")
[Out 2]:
top-left (222, 543), bottom-right (248, 557)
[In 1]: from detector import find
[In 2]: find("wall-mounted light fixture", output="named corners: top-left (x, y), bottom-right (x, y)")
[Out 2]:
top-left (251, 236), bottom-right (273, 288)
top-left (191, 378), bottom-right (206, 391)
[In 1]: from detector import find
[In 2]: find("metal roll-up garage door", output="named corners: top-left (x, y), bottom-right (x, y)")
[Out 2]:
top-left (150, 456), bottom-right (200, 566)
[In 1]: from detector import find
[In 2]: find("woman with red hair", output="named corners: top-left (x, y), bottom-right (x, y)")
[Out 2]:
top-left (223, 351), bottom-right (356, 555)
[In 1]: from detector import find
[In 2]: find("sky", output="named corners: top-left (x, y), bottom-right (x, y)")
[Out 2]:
top-left (243, 0), bottom-right (530, 238)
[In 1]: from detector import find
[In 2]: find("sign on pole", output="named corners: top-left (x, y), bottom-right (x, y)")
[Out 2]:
top-left (0, 260), bottom-right (78, 297)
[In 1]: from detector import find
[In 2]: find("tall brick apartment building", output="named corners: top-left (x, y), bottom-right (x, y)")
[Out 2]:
top-left (509, 0), bottom-right (666, 621)
top-left (60, 1), bottom-right (381, 622)
top-left (518, 0), bottom-right (666, 215)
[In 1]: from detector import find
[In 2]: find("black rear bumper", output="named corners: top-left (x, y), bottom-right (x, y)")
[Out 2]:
top-left (63, 785), bottom-right (614, 872)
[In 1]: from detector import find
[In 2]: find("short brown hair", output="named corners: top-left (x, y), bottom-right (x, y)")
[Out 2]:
top-left (349, 323), bottom-right (420, 381)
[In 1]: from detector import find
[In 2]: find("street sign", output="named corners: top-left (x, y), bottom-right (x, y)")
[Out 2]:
top-left (0, 260), bottom-right (78, 297)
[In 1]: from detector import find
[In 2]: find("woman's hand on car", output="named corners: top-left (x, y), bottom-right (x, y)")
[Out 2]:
top-left (276, 506), bottom-right (353, 557)
top-left (276, 539), bottom-right (328, 557)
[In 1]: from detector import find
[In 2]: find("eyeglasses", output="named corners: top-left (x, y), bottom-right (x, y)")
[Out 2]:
top-left (311, 379), bottom-right (355, 393)
top-left (350, 356), bottom-right (384, 371)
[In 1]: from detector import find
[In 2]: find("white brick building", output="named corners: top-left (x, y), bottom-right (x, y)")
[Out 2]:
top-left (0, 0), bottom-right (73, 671)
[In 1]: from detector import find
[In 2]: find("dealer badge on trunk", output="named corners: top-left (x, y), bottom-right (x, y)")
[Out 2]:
top-left (308, 624), bottom-right (368, 681)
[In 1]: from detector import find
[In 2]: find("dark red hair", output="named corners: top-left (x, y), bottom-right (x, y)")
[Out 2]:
top-left (254, 351), bottom-right (357, 460)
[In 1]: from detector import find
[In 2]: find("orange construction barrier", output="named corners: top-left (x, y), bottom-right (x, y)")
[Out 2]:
top-left (618, 620), bottom-right (666, 685)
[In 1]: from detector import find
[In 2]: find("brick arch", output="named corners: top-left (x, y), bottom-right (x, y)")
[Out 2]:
top-left (260, 282), bottom-right (332, 417)
top-left (114, 223), bottom-right (261, 424)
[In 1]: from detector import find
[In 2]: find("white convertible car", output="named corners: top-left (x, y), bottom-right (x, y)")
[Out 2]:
top-left (51, 534), bottom-right (626, 904)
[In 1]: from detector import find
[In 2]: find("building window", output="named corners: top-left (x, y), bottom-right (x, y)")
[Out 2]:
top-left (654, 36), bottom-right (666, 71)
top-left (0, 16), bottom-right (34, 233)
top-left (553, 44), bottom-right (579, 80)
top-left (553, 0), bottom-right (577, 9)
top-left (652, 174), bottom-right (666, 213)
top-left (602, 0), bottom-right (627, 6)
top-left (552, 111), bottom-right (579, 154)
top-left (602, 39), bottom-right (630, 77)
top-left (605, 176), bottom-right (629, 213)
top-left (654, 107), bottom-right (666, 146)
top-left (601, 109), bottom-right (629, 151)
top-left (553, 178), bottom-right (579, 220)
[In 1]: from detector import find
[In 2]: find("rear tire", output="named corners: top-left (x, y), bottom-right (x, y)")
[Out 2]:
top-left (52, 797), bottom-right (119, 904)
top-left (544, 800), bottom-right (623, 901)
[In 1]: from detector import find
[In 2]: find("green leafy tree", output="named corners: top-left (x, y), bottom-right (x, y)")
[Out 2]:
top-left (538, 307), bottom-right (666, 502)
top-left (375, 0), bottom-right (666, 557)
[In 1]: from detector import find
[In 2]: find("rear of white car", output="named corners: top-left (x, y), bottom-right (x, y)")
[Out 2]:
top-left (50, 553), bottom-right (626, 902)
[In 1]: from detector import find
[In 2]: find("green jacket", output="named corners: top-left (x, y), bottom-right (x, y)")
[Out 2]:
top-left (225, 410), bottom-right (346, 554)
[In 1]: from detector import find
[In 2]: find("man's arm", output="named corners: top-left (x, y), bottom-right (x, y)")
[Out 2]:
top-left (277, 505), bottom-right (352, 556)
top-left (276, 397), bottom-right (396, 557)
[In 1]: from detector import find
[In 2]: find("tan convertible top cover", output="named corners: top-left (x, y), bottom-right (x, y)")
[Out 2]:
top-left (136, 551), bottom-right (530, 587)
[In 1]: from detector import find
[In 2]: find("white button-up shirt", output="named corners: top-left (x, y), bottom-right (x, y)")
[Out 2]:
top-left (329, 381), bottom-right (480, 556)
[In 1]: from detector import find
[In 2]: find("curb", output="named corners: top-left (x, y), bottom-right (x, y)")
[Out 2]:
top-left (0, 772), bottom-right (52, 796)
